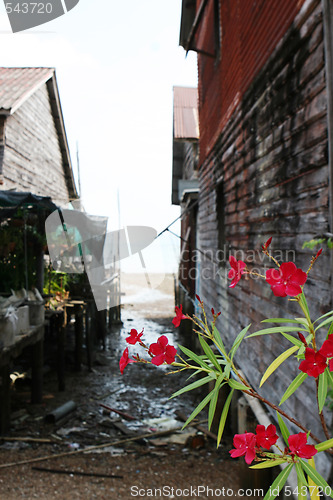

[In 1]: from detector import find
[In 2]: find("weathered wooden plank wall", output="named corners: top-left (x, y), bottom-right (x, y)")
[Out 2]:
top-left (2, 84), bottom-right (71, 206)
top-left (197, 0), bottom-right (331, 438)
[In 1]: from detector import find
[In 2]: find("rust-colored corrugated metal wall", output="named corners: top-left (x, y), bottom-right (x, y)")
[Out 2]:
top-left (197, 0), bottom-right (307, 160)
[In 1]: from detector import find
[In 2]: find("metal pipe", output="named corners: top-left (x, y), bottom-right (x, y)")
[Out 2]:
top-left (44, 400), bottom-right (76, 424)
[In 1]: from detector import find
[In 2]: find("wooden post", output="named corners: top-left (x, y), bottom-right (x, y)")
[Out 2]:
top-left (85, 301), bottom-right (93, 371)
top-left (74, 306), bottom-right (83, 371)
top-left (35, 245), bottom-right (45, 295)
top-left (31, 333), bottom-right (43, 404)
top-left (56, 311), bottom-right (66, 391)
top-left (0, 364), bottom-right (11, 435)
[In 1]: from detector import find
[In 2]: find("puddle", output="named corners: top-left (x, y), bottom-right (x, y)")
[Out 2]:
top-left (98, 304), bottom-right (195, 423)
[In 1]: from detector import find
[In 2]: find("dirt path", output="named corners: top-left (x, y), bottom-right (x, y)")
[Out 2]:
top-left (0, 274), bottom-right (261, 499)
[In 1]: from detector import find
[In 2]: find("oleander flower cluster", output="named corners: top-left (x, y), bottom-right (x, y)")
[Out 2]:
top-left (228, 236), bottom-right (313, 297)
top-left (299, 335), bottom-right (333, 377)
top-left (119, 328), bottom-right (177, 374)
top-left (230, 424), bottom-right (279, 464)
top-left (119, 237), bottom-right (333, 500)
top-left (229, 425), bottom-right (317, 465)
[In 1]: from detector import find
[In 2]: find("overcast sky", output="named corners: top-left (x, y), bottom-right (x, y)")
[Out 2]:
top-left (0, 0), bottom-right (198, 273)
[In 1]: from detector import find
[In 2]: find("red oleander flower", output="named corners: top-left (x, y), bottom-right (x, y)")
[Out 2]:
top-left (119, 347), bottom-right (134, 374)
top-left (229, 432), bottom-right (257, 464)
top-left (262, 237), bottom-right (272, 251)
top-left (255, 424), bottom-right (279, 450)
top-left (149, 335), bottom-right (177, 366)
top-left (228, 255), bottom-right (246, 288)
top-left (319, 335), bottom-right (333, 358)
top-left (265, 262), bottom-right (307, 297)
top-left (172, 305), bottom-right (187, 327)
top-left (288, 433), bottom-right (317, 459)
top-left (126, 328), bottom-right (144, 345)
top-left (299, 348), bottom-right (327, 378)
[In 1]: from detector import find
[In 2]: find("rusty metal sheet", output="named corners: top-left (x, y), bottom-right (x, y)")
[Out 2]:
top-left (173, 86), bottom-right (199, 140)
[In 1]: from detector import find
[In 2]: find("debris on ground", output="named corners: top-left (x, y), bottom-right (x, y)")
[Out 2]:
top-left (0, 275), bottom-right (260, 499)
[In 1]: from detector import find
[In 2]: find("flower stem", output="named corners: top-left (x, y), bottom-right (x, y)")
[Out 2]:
top-left (242, 388), bottom-right (324, 446)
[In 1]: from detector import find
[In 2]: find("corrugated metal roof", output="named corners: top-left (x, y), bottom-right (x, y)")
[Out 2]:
top-left (0, 67), bottom-right (54, 113)
top-left (173, 86), bottom-right (199, 140)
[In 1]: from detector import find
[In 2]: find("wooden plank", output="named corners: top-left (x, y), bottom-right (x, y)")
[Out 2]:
top-left (0, 364), bottom-right (11, 435)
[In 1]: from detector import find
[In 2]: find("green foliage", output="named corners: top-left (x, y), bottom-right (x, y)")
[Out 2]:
top-left (302, 238), bottom-right (333, 250)
top-left (262, 464), bottom-right (293, 500)
top-left (43, 268), bottom-right (70, 296)
top-left (326, 388), bottom-right (333, 410)
top-left (279, 372), bottom-right (308, 405)
top-left (129, 240), bottom-right (333, 496)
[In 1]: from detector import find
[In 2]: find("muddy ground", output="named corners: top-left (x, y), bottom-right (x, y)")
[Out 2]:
top-left (0, 274), bottom-right (263, 499)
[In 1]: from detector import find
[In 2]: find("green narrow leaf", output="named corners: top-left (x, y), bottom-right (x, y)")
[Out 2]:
top-left (326, 369), bottom-right (333, 390)
top-left (263, 464), bottom-right (293, 500)
top-left (314, 316), bottom-right (333, 332)
top-left (295, 317), bottom-right (312, 329)
top-left (223, 363), bottom-right (231, 380)
top-left (260, 346), bottom-right (298, 387)
top-left (247, 326), bottom-right (307, 338)
top-left (228, 379), bottom-right (250, 391)
top-left (314, 310), bottom-right (333, 323)
top-left (208, 376), bottom-right (225, 430)
top-left (262, 318), bottom-right (304, 324)
top-left (300, 460), bottom-right (333, 498)
top-left (250, 459), bottom-right (288, 469)
top-left (217, 388), bottom-right (234, 447)
top-left (328, 320), bottom-right (333, 336)
top-left (295, 461), bottom-right (308, 489)
top-left (308, 458), bottom-right (321, 500)
top-left (276, 412), bottom-right (290, 446)
top-left (182, 391), bottom-right (214, 429)
top-left (280, 331), bottom-right (303, 347)
top-left (315, 437), bottom-right (333, 452)
top-left (299, 292), bottom-right (311, 321)
top-left (317, 372), bottom-right (328, 414)
top-left (280, 372), bottom-right (308, 405)
top-left (198, 336), bottom-right (223, 373)
top-left (178, 345), bottom-right (211, 371)
top-left (186, 369), bottom-right (204, 381)
top-left (170, 375), bottom-right (212, 399)
top-left (229, 324), bottom-right (251, 360)
top-left (212, 326), bottom-right (228, 357)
